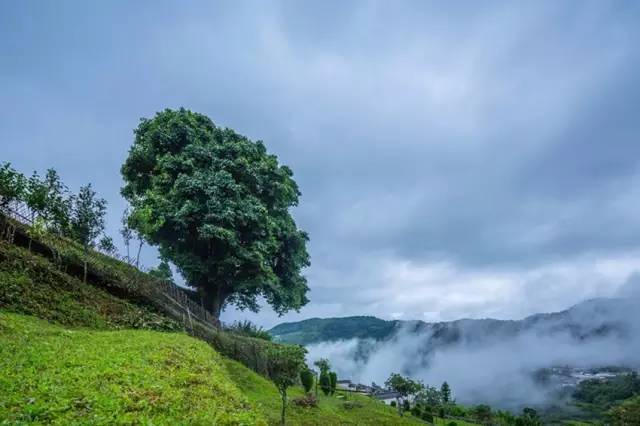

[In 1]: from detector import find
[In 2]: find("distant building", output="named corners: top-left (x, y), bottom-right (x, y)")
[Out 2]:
top-left (373, 391), bottom-right (401, 405)
top-left (337, 380), bottom-right (352, 390)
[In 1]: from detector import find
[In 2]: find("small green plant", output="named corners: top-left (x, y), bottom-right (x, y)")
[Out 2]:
top-left (320, 371), bottom-right (331, 396)
top-left (300, 368), bottom-right (314, 393)
top-left (226, 320), bottom-right (273, 341)
top-left (329, 371), bottom-right (337, 395)
top-left (266, 345), bottom-right (306, 425)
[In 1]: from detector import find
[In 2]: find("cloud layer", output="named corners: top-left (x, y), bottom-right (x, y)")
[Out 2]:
top-left (2, 1), bottom-right (640, 327)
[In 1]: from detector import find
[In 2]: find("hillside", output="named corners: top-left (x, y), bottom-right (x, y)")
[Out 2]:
top-left (270, 297), bottom-right (637, 347)
top-left (269, 316), bottom-right (399, 345)
top-left (0, 313), bottom-right (429, 425)
top-left (0, 312), bottom-right (264, 425)
top-left (0, 219), bottom-right (427, 425)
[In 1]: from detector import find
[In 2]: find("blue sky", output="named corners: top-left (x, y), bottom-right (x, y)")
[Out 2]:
top-left (2, 1), bottom-right (640, 327)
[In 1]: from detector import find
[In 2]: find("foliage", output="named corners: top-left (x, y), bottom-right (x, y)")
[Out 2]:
top-left (98, 235), bottom-right (116, 255)
top-left (0, 162), bottom-right (26, 208)
top-left (0, 241), bottom-right (180, 331)
top-left (0, 313), bottom-right (265, 425)
top-left (329, 371), bottom-right (338, 395)
top-left (608, 396), bottom-right (640, 425)
top-left (300, 368), bottom-right (314, 393)
top-left (148, 258), bottom-right (175, 284)
top-left (265, 344), bottom-right (307, 425)
top-left (416, 385), bottom-right (443, 407)
top-left (270, 315), bottom-right (397, 345)
top-left (320, 371), bottom-right (332, 396)
top-left (441, 381), bottom-right (452, 404)
top-left (225, 319), bottom-right (273, 341)
top-left (385, 373), bottom-right (424, 415)
top-left (120, 108), bottom-right (310, 318)
top-left (222, 357), bottom-right (428, 425)
top-left (573, 372), bottom-right (640, 409)
top-left (471, 404), bottom-right (493, 423)
top-left (69, 183), bottom-right (106, 251)
top-left (314, 357), bottom-right (331, 374)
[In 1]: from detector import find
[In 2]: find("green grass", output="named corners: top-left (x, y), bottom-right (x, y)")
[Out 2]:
top-left (223, 358), bottom-right (426, 425)
top-left (0, 312), bottom-right (265, 425)
top-left (0, 241), bottom-right (179, 331)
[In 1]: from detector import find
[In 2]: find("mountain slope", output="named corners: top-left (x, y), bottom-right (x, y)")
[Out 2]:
top-left (270, 297), bottom-right (637, 346)
top-left (269, 316), bottom-right (399, 345)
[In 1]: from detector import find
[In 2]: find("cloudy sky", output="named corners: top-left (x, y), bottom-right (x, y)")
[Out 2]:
top-left (2, 1), bottom-right (640, 327)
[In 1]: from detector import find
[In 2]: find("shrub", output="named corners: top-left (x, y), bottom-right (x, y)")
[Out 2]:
top-left (390, 401), bottom-right (396, 407)
top-left (300, 368), bottom-right (314, 393)
top-left (403, 399), bottom-right (410, 412)
top-left (292, 393), bottom-right (318, 408)
top-left (421, 412), bottom-right (433, 422)
top-left (320, 371), bottom-right (331, 396)
top-left (411, 405), bottom-right (422, 417)
top-left (225, 320), bottom-right (272, 341)
top-left (448, 422), bottom-right (457, 426)
top-left (329, 371), bottom-right (337, 395)
top-left (343, 401), bottom-right (363, 410)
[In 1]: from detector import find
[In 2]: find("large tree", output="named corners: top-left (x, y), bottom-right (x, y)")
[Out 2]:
top-left (121, 108), bottom-right (310, 318)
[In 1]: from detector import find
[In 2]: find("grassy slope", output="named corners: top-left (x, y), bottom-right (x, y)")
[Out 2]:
top-left (0, 236), bottom-right (470, 425)
top-left (0, 241), bottom-right (179, 331)
top-left (223, 358), bottom-right (426, 426)
top-left (0, 313), bottom-right (264, 425)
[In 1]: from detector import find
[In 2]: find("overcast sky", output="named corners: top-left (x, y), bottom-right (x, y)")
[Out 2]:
top-left (2, 1), bottom-right (640, 328)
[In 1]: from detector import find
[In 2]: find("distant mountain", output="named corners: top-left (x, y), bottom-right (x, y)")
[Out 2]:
top-left (269, 316), bottom-right (400, 345)
top-left (269, 297), bottom-right (635, 346)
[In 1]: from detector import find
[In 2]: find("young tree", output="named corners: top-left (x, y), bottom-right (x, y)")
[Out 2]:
top-left (441, 381), bottom-right (451, 404)
top-left (98, 235), bottom-right (117, 255)
top-left (300, 368), bottom-right (314, 394)
top-left (0, 162), bottom-right (26, 209)
top-left (148, 258), bottom-right (175, 284)
top-left (415, 385), bottom-right (442, 408)
top-left (314, 358), bottom-right (330, 375)
top-left (24, 171), bottom-right (48, 222)
top-left (70, 184), bottom-right (107, 282)
top-left (120, 208), bottom-right (133, 262)
top-left (319, 371), bottom-right (331, 396)
top-left (121, 108), bottom-right (310, 319)
top-left (41, 169), bottom-right (72, 233)
top-left (266, 345), bottom-right (306, 426)
top-left (329, 371), bottom-right (337, 395)
top-left (385, 373), bottom-right (424, 416)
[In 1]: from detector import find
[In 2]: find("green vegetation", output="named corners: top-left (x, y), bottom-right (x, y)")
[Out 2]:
top-left (222, 358), bottom-right (426, 425)
top-left (225, 319), bottom-right (273, 341)
top-left (120, 108), bottom-right (310, 319)
top-left (0, 241), bottom-right (178, 331)
top-left (300, 369), bottom-right (314, 394)
top-left (265, 344), bottom-right (307, 425)
top-left (608, 395), bottom-right (640, 425)
top-left (385, 373), bottom-right (424, 415)
top-left (0, 313), bottom-right (265, 425)
top-left (269, 316), bottom-right (398, 345)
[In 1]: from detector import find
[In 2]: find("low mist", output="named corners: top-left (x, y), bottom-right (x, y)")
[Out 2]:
top-left (306, 297), bottom-right (640, 409)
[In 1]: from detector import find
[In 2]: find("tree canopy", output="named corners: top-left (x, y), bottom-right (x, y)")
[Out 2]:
top-left (121, 108), bottom-right (310, 318)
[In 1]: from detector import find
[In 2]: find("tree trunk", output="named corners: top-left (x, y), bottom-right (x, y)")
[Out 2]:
top-left (202, 285), bottom-right (228, 321)
top-left (135, 240), bottom-right (143, 268)
top-left (83, 244), bottom-right (88, 283)
top-left (280, 389), bottom-right (287, 426)
top-left (396, 397), bottom-right (402, 416)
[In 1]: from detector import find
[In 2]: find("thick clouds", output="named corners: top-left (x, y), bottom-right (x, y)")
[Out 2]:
top-left (2, 1), bottom-right (640, 327)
